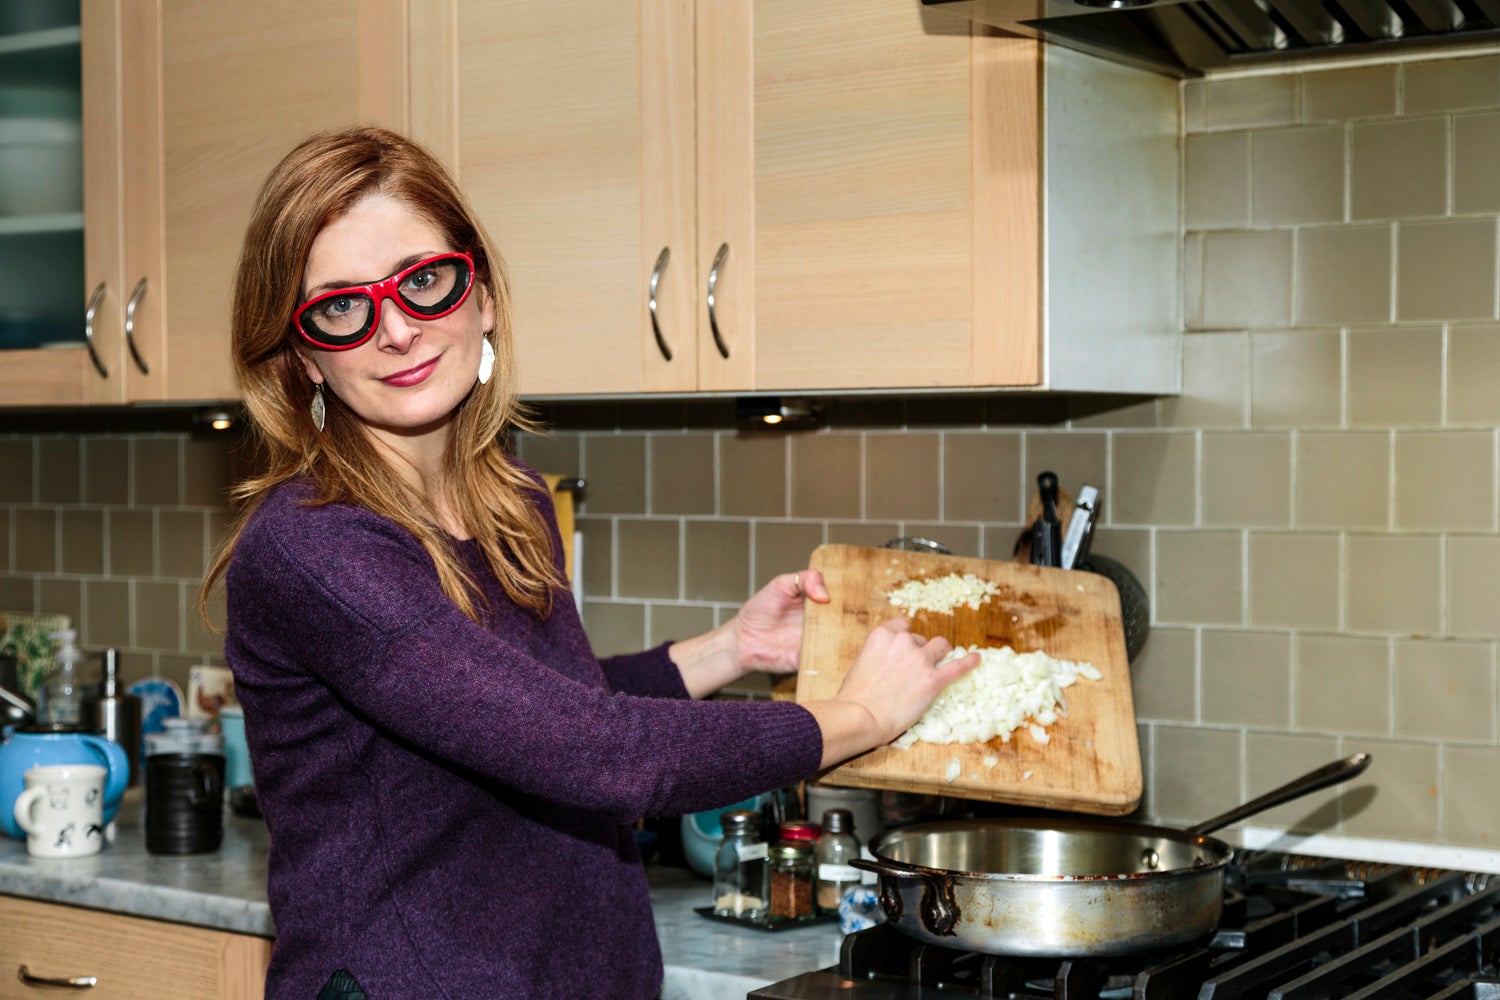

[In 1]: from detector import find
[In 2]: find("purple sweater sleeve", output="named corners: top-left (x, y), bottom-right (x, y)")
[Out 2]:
top-left (229, 495), bottom-right (822, 821)
top-left (599, 645), bottom-right (689, 699)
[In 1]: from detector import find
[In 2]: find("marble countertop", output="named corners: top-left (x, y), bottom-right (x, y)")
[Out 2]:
top-left (0, 791), bottom-right (839, 999)
top-left (649, 868), bottom-right (844, 1000)
top-left (0, 791), bottom-right (274, 936)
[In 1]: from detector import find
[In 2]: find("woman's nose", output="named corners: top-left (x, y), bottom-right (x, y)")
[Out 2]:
top-left (373, 296), bottom-right (422, 351)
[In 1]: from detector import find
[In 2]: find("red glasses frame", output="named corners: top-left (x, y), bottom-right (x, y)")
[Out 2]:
top-left (294, 251), bottom-right (476, 351)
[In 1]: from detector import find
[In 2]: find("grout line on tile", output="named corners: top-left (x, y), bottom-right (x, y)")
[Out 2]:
top-left (1388, 223), bottom-right (1400, 326)
top-left (1342, 122), bottom-right (1352, 225)
top-left (858, 433), bottom-right (868, 522)
top-left (1447, 112), bottom-right (1456, 218)
top-left (609, 516), bottom-right (620, 601)
top-left (936, 430), bottom-right (946, 523)
top-left (783, 437), bottom-right (793, 520)
top-left (711, 432), bottom-right (721, 518)
top-left (1494, 216), bottom-right (1500, 319)
top-left (1492, 427), bottom-right (1500, 535)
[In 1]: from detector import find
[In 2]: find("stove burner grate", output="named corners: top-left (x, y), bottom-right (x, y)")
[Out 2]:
top-left (753, 853), bottom-right (1500, 1000)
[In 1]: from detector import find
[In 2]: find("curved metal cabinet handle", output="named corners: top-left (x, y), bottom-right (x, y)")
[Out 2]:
top-left (706, 242), bottom-right (730, 359)
top-left (82, 283), bottom-right (108, 378)
top-left (18, 964), bottom-right (98, 988)
top-left (648, 247), bottom-right (673, 362)
top-left (125, 277), bottom-right (150, 375)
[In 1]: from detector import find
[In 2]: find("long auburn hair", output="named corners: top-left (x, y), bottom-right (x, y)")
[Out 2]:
top-left (201, 125), bottom-right (560, 626)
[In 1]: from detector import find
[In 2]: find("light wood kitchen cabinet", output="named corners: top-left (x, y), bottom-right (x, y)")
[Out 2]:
top-left (414, 0), bottom-right (1180, 397)
top-left (0, 894), bottom-right (269, 999)
top-left (0, 0), bottom-right (406, 407)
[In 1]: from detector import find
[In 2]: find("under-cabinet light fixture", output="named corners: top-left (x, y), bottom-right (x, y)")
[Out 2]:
top-left (193, 407), bottom-right (241, 433)
top-left (734, 397), bottom-right (822, 430)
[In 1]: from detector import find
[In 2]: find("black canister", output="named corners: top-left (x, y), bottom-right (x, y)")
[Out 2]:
top-left (144, 718), bottom-right (224, 855)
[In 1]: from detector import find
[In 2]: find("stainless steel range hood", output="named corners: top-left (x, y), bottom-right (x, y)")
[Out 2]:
top-left (926, 0), bottom-right (1500, 76)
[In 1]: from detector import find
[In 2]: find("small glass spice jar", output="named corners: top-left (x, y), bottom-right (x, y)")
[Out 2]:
top-left (815, 808), bottom-right (863, 913)
top-left (768, 841), bottom-right (816, 922)
top-left (713, 809), bottom-right (769, 922)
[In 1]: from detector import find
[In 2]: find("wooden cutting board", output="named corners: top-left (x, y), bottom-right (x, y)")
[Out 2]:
top-left (795, 544), bottom-right (1141, 816)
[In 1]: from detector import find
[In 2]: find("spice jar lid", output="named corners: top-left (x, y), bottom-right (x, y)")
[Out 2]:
top-left (779, 821), bottom-right (820, 843)
top-left (821, 808), bottom-right (855, 834)
top-left (720, 809), bottom-right (761, 837)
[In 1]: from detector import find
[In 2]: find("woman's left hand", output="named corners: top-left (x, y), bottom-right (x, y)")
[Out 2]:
top-left (666, 567), bottom-right (830, 698)
top-left (728, 569), bottom-right (830, 676)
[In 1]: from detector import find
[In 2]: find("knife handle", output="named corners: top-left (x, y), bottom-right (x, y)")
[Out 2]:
top-left (1031, 517), bottom-right (1061, 567)
top-left (1037, 472), bottom-right (1060, 522)
top-left (1060, 484), bottom-right (1098, 570)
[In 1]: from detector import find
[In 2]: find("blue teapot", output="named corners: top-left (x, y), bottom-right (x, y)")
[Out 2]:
top-left (0, 724), bottom-right (130, 839)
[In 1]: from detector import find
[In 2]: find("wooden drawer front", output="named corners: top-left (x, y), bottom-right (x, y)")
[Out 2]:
top-left (0, 895), bottom-right (270, 1000)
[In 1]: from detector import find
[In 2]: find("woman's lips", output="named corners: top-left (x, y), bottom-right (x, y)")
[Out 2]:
top-left (380, 357), bottom-right (438, 387)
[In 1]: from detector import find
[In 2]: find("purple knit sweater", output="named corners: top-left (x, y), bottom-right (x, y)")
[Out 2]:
top-left (225, 472), bottom-right (824, 999)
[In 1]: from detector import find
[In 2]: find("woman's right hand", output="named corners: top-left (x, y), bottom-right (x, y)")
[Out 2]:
top-left (805, 618), bottom-right (980, 769)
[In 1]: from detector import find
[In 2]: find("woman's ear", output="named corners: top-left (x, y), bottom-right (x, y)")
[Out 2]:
top-left (478, 284), bottom-right (496, 337)
top-left (295, 346), bottom-right (324, 386)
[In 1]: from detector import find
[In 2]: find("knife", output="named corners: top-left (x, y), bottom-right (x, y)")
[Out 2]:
top-left (1060, 484), bottom-right (1098, 570)
top-left (1031, 472), bottom-right (1063, 567)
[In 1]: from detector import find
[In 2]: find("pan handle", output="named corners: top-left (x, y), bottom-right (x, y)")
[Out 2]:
top-left (851, 857), bottom-right (959, 936)
top-left (1184, 753), bottom-right (1372, 838)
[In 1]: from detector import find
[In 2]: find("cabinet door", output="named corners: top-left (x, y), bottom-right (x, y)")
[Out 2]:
top-left (0, 895), bottom-right (270, 1000)
top-left (698, 1), bottom-right (1040, 391)
top-left (120, 0), bottom-right (406, 403)
top-left (444, 0), bottom-right (697, 397)
top-left (0, 2), bottom-right (125, 406)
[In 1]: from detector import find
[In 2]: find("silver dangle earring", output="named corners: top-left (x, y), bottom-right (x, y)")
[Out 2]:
top-left (310, 382), bottom-right (326, 432)
top-left (477, 334), bottom-right (496, 385)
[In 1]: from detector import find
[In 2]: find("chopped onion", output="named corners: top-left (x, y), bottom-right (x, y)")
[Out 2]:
top-left (887, 573), bottom-right (1000, 615)
top-left (893, 645), bottom-right (1102, 749)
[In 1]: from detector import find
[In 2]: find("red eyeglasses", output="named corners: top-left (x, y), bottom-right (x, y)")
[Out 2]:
top-left (294, 251), bottom-right (475, 351)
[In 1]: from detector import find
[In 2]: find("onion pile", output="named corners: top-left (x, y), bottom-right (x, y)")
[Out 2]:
top-left (886, 573), bottom-right (999, 615)
top-left (893, 645), bottom-right (1102, 749)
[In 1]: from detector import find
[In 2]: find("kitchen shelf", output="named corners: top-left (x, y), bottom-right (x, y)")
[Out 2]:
top-left (0, 27), bottom-right (80, 89)
top-left (0, 212), bottom-right (83, 237)
top-left (0, 25), bottom-right (79, 54)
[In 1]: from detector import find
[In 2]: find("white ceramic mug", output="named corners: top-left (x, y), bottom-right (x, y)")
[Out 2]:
top-left (13, 764), bottom-right (107, 859)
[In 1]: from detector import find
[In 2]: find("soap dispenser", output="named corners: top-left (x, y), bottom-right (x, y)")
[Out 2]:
top-left (37, 629), bottom-right (83, 726)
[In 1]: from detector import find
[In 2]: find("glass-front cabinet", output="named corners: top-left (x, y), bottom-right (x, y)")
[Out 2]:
top-left (0, 0), bottom-right (115, 406)
top-left (0, 6), bottom-right (82, 350)
top-left (0, 0), bottom-right (405, 408)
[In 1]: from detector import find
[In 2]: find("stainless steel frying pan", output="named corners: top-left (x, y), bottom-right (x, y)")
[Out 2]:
top-left (852, 754), bottom-right (1371, 957)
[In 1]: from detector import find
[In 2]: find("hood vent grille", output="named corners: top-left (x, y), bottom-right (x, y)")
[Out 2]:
top-left (927, 0), bottom-right (1500, 75)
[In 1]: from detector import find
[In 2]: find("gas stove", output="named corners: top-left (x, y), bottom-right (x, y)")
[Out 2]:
top-left (748, 852), bottom-right (1500, 999)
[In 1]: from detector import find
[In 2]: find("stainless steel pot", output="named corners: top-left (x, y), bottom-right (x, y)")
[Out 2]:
top-left (852, 754), bottom-right (1371, 958)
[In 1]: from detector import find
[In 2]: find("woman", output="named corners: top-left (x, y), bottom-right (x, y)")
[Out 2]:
top-left (202, 125), bottom-right (977, 1000)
